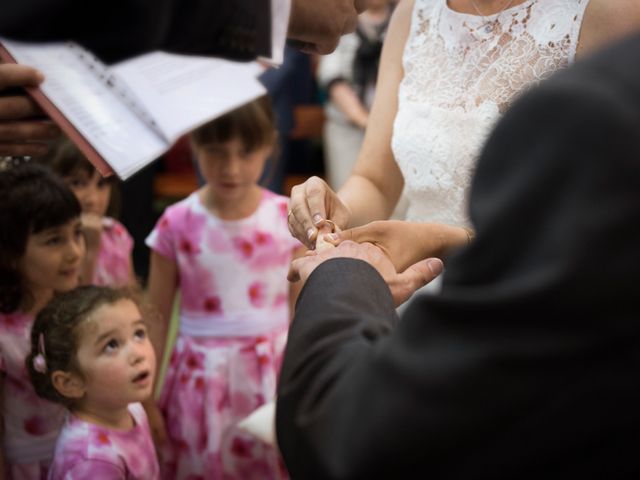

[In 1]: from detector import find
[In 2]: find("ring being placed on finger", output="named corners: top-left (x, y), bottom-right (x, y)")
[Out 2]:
top-left (323, 219), bottom-right (337, 233)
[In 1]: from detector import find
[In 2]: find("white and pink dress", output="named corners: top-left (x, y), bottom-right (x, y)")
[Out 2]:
top-left (0, 311), bottom-right (65, 479)
top-left (146, 189), bottom-right (300, 479)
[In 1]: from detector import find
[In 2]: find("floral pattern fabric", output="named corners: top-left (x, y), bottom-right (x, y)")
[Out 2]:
top-left (93, 217), bottom-right (134, 287)
top-left (48, 403), bottom-right (160, 479)
top-left (0, 311), bottom-right (65, 479)
top-left (146, 189), bottom-right (299, 479)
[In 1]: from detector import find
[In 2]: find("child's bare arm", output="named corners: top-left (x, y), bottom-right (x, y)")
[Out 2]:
top-left (144, 251), bottom-right (178, 446)
top-left (146, 251), bottom-right (178, 384)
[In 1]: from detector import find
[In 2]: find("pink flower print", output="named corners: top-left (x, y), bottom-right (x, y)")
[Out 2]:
top-left (233, 237), bottom-right (254, 259)
top-left (96, 431), bottom-right (111, 446)
top-left (253, 231), bottom-right (273, 247)
top-left (169, 349), bottom-right (180, 368)
top-left (278, 201), bottom-right (288, 219)
top-left (24, 415), bottom-right (47, 435)
top-left (194, 377), bottom-right (205, 391)
top-left (185, 351), bottom-right (205, 371)
top-left (203, 295), bottom-right (222, 314)
top-left (230, 436), bottom-right (253, 458)
top-left (158, 216), bottom-right (170, 229)
top-left (0, 312), bottom-right (28, 335)
top-left (273, 292), bottom-right (288, 307)
top-left (248, 281), bottom-right (266, 307)
top-left (179, 237), bottom-right (196, 255)
top-left (180, 263), bottom-right (215, 310)
top-left (113, 222), bottom-right (125, 236)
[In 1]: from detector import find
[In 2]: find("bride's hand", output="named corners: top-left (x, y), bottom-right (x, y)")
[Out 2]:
top-left (323, 220), bottom-right (464, 272)
top-left (288, 176), bottom-right (351, 249)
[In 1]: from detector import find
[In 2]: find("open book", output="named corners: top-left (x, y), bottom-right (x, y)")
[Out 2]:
top-left (0, 39), bottom-right (267, 179)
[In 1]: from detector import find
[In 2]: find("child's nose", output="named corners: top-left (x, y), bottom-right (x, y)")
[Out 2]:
top-left (129, 343), bottom-right (146, 363)
top-left (67, 235), bottom-right (84, 260)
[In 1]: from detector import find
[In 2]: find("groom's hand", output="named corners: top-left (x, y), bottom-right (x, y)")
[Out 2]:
top-left (288, 240), bottom-right (443, 306)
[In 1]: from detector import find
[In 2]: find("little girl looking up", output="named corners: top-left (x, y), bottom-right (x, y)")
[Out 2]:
top-left (27, 285), bottom-right (159, 479)
top-left (48, 138), bottom-right (137, 287)
top-left (146, 95), bottom-right (304, 479)
top-left (0, 161), bottom-right (84, 478)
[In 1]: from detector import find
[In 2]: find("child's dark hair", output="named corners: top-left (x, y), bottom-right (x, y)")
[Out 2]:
top-left (26, 285), bottom-right (140, 407)
top-left (191, 95), bottom-right (276, 151)
top-left (46, 138), bottom-right (120, 217)
top-left (0, 162), bottom-right (81, 313)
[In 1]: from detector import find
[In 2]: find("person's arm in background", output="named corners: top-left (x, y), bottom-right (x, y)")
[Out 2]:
top-left (327, 81), bottom-right (369, 129)
top-left (0, 64), bottom-right (60, 157)
top-left (317, 35), bottom-right (370, 129)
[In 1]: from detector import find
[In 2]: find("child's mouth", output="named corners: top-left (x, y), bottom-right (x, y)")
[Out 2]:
top-left (133, 371), bottom-right (150, 384)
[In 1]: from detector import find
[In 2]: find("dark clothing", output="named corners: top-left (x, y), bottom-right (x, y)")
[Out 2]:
top-left (276, 33), bottom-right (640, 479)
top-left (0, 0), bottom-right (271, 63)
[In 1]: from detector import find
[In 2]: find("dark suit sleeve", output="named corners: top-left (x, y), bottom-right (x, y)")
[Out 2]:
top-left (0, 0), bottom-right (271, 63)
top-left (276, 258), bottom-right (518, 479)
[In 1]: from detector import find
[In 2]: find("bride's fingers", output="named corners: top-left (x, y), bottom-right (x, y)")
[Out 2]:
top-left (289, 184), bottom-right (317, 248)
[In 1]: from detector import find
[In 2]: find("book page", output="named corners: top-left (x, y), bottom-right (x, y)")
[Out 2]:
top-left (0, 40), bottom-right (167, 179)
top-left (262, 0), bottom-right (291, 65)
top-left (111, 52), bottom-right (267, 142)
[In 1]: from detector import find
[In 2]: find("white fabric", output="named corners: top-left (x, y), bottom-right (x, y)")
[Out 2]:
top-left (179, 304), bottom-right (289, 337)
top-left (237, 400), bottom-right (277, 447)
top-left (392, 0), bottom-right (590, 226)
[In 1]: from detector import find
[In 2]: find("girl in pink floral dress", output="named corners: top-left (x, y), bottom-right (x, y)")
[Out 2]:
top-left (48, 139), bottom-right (137, 287)
top-left (27, 286), bottom-right (159, 479)
top-left (146, 96), bottom-right (304, 479)
top-left (0, 162), bottom-right (84, 479)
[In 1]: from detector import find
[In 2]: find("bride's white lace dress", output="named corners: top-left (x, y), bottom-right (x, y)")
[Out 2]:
top-left (392, 0), bottom-right (590, 226)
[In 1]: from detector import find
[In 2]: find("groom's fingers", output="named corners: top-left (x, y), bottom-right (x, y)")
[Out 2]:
top-left (391, 258), bottom-right (443, 306)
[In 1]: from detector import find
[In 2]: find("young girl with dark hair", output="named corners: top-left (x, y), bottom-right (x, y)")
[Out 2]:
top-left (47, 139), bottom-right (137, 287)
top-left (0, 161), bottom-right (84, 478)
top-left (27, 285), bottom-right (159, 479)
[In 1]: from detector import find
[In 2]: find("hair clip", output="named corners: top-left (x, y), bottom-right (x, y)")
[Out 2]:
top-left (32, 333), bottom-right (47, 374)
top-left (0, 156), bottom-right (32, 171)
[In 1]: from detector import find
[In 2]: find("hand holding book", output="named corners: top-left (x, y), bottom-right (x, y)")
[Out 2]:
top-left (0, 39), bottom-right (267, 179)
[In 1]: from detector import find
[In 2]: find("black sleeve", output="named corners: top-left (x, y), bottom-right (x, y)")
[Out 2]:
top-left (0, 0), bottom-right (271, 63)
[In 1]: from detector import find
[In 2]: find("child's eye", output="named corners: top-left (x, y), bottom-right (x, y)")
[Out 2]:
top-left (134, 328), bottom-right (147, 340)
top-left (97, 178), bottom-right (111, 189)
top-left (45, 236), bottom-right (61, 246)
top-left (104, 339), bottom-right (119, 352)
top-left (68, 178), bottom-right (87, 189)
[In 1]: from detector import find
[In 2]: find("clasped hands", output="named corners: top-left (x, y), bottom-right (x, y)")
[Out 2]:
top-left (288, 215), bottom-right (444, 307)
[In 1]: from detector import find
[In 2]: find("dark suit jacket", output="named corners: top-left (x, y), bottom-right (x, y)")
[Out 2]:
top-left (0, 0), bottom-right (271, 63)
top-left (276, 32), bottom-right (640, 479)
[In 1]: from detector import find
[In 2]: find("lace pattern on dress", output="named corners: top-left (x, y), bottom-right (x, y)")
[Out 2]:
top-left (392, 0), bottom-right (589, 226)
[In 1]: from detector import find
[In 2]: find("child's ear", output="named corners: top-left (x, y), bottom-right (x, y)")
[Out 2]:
top-left (51, 370), bottom-right (85, 399)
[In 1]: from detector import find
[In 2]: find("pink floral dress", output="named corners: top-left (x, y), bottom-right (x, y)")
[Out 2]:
top-left (48, 403), bottom-right (160, 479)
top-left (93, 217), bottom-right (134, 287)
top-left (146, 189), bottom-right (300, 479)
top-left (0, 311), bottom-right (65, 479)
